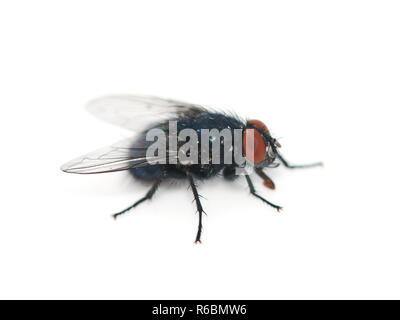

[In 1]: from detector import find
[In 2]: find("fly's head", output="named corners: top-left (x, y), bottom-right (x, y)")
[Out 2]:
top-left (243, 119), bottom-right (281, 167)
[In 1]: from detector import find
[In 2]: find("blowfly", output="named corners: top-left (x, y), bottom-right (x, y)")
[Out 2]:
top-left (61, 95), bottom-right (322, 243)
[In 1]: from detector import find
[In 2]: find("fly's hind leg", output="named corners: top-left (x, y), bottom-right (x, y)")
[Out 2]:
top-left (245, 175), bottom-right (282, 211)
top-left (112, 179), bottom-right (161, 219)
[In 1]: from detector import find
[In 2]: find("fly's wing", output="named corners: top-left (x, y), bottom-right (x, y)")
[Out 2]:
top-left (86, 95), bottom-right (206, 132)
top-left (62, 95), bottom-right (204, 174)
top-left (60, 137), bottom-right (177, 174)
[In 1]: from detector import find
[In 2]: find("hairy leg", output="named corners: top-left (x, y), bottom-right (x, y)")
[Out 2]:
top-left (277, 153), bottom-right (323, 169)
top-left (245, 175), bottom-right (282, 211)
top-left (188, 174), bottom-right (205, 244)
top-left (112, 180), bottom-right (161, 219)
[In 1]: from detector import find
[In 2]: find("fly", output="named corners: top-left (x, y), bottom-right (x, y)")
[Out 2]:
top-left (61, 95), bottom-right (322, 243)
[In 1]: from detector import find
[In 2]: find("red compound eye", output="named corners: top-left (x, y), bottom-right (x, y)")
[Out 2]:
top-left (243, 128), bottom-right (266, 164)
top-left (243, 119), bottom-right (270, 164)
top-left (247, 119), bottom-right (270, 134)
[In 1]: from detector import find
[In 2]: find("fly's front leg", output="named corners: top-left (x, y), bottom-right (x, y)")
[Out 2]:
top-left (245, 175), bottom-right (282, 211)
top-left (277, 153), bottom-right (323, 169)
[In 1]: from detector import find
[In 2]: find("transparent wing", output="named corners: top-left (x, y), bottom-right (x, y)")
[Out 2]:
top-left (86, 95), bottom-right (206, 132)
top-left (60, 137), bottom-right (177, 174)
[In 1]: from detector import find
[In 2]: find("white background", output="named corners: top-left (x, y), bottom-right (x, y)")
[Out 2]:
top-left (1, 1), bottom-right (399, 300)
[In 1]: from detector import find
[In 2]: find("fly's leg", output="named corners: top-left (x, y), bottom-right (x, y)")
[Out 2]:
top-left (277, 153), bottom-right (323, 169)
top-left (245, 175), bottom-right (282, 211)
top-left (188, 174), bottom-right (205, 244)
top-left (112, 180), bottom-right (161, 219)
top-left (255, 168), bottom-right (275, 189)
